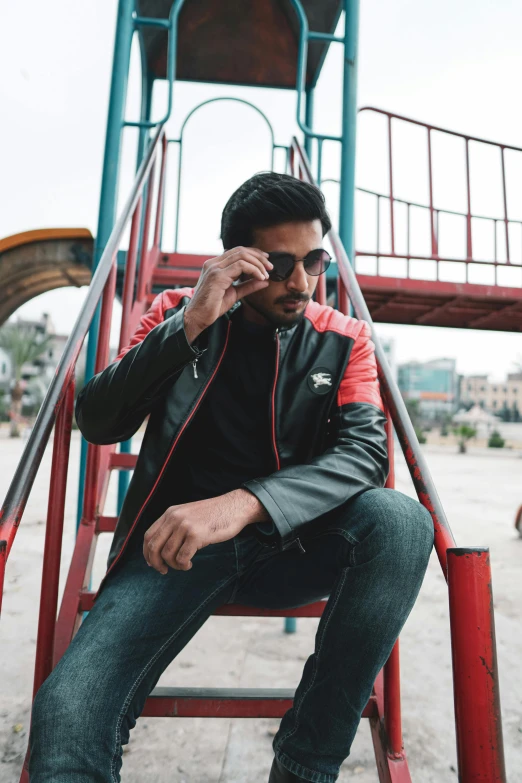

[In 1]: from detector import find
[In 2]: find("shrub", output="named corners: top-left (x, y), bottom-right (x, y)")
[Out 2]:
top-left (488, 430), bottom-right (505, 448)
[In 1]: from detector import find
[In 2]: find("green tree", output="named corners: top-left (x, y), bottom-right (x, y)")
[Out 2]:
top-left (499, 403), bottom-right (511, 422)
top-left (0, 323), bottom-right (51, 437)
top-left (453, 424), bottom-right (477, 454)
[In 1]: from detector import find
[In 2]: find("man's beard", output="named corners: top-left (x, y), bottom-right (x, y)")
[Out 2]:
top-left (242, 293), bottom-right (310, 328)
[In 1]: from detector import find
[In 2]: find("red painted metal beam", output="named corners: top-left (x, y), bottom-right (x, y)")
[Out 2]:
top-left (356, 273), bottom-right (522, 301)
top-left (468, 300), bottom-right (522, 329)
top-left (119, 196), bottom-right (142, 352)
top-left (447, 548), bottom-right (506, 782)
top-left (152, 267), bottom-right (201, 286)
top-left (109, 452), bottom-right (138, 470)
top-left (369, 671), bottom-right (411, 782)
top-left (384, 641), bottom-right (403, 758)
top-left (136, 162), bottom-right (157, 301)
top-left (53, 520), bottom-right (97, 666)
top-left (214, 601), bottom-right (326, 617)
top-left (415, 297), bottom-right (465, 325)
top-left (141, 687), bottom-right (377, 720)
top-left (96, 516), bottom-right (118, 534)
top-left (0, 541), bottom-right (6, 617)
top-left (32, 381), bottom-right (75, 697)
top-left (78, 589), bottom-right (327, 617)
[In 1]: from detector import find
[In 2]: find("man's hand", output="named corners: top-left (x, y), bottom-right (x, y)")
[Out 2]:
top-left (143, 489), bottom-right (271, 574)
top-left (183, 247), bottom-right (273, 343)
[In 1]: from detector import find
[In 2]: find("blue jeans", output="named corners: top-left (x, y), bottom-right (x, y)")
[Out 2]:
top-left (29, 488), bottom-right (433, 783)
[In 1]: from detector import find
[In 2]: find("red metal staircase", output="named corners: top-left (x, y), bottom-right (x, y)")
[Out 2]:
top-left (0, 127), bottom-right (506, 782)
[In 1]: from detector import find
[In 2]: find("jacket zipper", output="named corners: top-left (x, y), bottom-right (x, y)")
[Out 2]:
top-left (96, 321), bottom-right (232, 595)
top-left (271, 329), bottom-right (305, 555)
top-left (271, 329), bottom-right (281, 471)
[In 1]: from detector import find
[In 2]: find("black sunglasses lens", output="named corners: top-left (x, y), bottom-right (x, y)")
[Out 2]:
top-left (267, 252), bottom-right (295, 281)
top-left (304, 249), bottom-right (331, 276)
top-left (267, 249), bottom-right (332, 280)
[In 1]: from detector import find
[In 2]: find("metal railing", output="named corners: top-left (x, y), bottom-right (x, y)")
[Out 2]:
top-left (0, 124), bottom-right (167, 698)
top-left (355, 107), bottom-right (522, 287)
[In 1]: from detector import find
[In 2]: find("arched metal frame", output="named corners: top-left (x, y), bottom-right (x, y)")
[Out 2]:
top-left (168, 97), bottom-right (289, 252)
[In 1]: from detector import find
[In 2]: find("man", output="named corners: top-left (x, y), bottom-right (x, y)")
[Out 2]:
top-left (29, 172), bottom-right (433, 783)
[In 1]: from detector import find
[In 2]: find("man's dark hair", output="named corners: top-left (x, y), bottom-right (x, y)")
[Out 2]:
top-left (220, 172), bottom-right (332, 249)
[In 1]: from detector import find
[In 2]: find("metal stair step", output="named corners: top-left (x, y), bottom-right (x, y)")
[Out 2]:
top-left (79, 590), bottom-right (327, 616)
top-left (96, 516), bottom-right (117, 533)
top-left (109, 453), bottom-right (138, 470)
top-left (142, 686), bottom-right (377, 718)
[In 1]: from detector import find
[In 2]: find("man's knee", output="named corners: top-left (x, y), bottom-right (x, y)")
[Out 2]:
top-left (353, 488), bottom-right (434, 562)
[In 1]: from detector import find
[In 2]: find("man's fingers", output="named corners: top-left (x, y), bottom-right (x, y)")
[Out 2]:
top-left (221, 259), bottom-right (269, 283)
top-left (143, 513), bottom-right (165, 565)
top-left (160, 532), bottom-right (197, 571)
top-left (219, 248), bottom-right (272, 276)
top-left (144, 522), bottom-right (175, 574)
top-left (171, 538), bottom-right (198, 571)
top-left (221, 246), bottom-right (270, 264)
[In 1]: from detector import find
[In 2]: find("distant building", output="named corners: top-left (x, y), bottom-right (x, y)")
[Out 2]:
top-left (460, 372), bottom-right (522, 419)
top-left (398, 358), bottom-right (458, 420)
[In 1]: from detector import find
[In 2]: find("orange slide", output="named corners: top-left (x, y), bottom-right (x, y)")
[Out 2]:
top-left (0, 228), bottom-right (93, 325)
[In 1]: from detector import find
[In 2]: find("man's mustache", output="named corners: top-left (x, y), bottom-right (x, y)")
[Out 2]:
top-left (275, 294), bottom-right (310, 304)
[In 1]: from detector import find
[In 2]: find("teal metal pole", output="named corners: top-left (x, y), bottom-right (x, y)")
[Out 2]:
top-left (304, 88), bottom-right (314, 161)
top-left (117, 67), bottom-right (154, 515)
top-left (338, 0), bottom-right (360, 263)
top-left (77, 0), bottom-right (136, 527)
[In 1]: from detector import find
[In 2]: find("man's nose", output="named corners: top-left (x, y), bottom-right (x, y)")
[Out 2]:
top-left (286, 261), bottom-right (309, 293)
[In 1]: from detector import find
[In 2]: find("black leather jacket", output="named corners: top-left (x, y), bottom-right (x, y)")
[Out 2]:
top-left (76, 288), bottom-right (389, 586)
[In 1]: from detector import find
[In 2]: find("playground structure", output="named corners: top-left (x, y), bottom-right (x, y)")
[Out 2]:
top-left (0, 1), bottom-right (513, 781)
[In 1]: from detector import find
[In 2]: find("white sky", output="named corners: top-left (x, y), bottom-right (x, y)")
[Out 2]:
top-left (1, 0), bottom-right (522, 380)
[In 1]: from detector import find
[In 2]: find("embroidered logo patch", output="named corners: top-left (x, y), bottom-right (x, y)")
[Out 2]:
top-left (308, 368), bottom-right (333, 395)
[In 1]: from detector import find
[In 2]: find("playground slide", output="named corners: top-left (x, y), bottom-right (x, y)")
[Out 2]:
top-left (0, 228), bottom-right (93, 325)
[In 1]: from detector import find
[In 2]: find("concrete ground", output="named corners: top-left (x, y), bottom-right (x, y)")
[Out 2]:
top-left (1, 430), bottom-right (521, 782)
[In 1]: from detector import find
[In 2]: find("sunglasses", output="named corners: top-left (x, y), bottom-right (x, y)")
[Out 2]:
top-left (266, 248), bottom-right (331, 282)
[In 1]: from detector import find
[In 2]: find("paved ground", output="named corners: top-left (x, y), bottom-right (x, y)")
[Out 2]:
top-left (1, 431), bottom-right (521, 782)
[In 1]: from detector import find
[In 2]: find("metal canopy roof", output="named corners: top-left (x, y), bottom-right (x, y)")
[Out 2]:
top-left (136, 0), bottom-right (343, 89)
